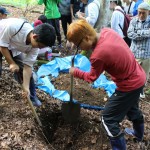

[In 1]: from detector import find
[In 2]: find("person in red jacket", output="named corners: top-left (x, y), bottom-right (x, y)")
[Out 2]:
top-left (67, 20), bottom-right (146, 150)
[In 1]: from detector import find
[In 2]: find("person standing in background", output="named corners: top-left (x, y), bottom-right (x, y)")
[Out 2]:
top-left (59, 0), bottom-right (72, 40)
top-left (123, 0), bottom-right (135, 16)
top-left (0, 7), bottom-right (9, 20)
top-left (75, 0), bottom-right (100, 28)
top-left (132, 0), bottom-right (143, 16)
top-left (110, 0), bottom-right (125, 38)
top-left (70, 0), bottom-right (83, 20)
top-left (38, 0), bottom-right (63, 48)
top-left (127, 2), bottom-right (150, 98)
top-left (75, 0), bottom-right (100, 58)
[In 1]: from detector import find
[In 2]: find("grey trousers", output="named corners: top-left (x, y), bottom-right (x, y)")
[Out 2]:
top-left (136, 58), bottom-right (150, 83)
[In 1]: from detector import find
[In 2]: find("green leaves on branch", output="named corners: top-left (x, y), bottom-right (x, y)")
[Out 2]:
top-left (0, 0), bottom-right (37, 7)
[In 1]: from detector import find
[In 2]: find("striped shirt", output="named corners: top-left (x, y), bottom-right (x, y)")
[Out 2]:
top-left (127, 16), bottom-right (150, 59)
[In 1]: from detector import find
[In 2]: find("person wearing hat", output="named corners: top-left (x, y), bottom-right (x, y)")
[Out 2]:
top-left (0, 7), bottom-right (9, 19)
top-left (128, 2), bottom-right (150, 98)
top-left (132, 0), bottom-right (143, 16)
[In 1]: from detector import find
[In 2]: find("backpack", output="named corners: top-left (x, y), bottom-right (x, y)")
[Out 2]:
top-left (115, 9), bottom-right (131, 46)
top-left (116, 9), bottom-right (131, 37)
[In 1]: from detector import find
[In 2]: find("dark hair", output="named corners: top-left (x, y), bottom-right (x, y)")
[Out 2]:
top-left (33, 23), bottom-right (56, 47)
top-left (38, 15), bottom-right (47, 23)
top-left (113, 0), bottom-right (124, 10)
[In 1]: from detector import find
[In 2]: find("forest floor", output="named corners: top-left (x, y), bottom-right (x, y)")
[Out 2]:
top-left (0, 5), bottom-right (150, 150)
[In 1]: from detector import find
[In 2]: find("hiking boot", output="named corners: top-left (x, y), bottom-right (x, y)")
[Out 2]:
top-left (125, 123), bottom-right (144, 142)
top-left (145, 89), bottom-right (150, 95)
top-left (30, 97), bottom-right (42, 107)
top-left (109, 135), bottom-right (126, 150)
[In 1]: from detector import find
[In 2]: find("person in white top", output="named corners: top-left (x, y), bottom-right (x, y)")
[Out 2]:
top-left (75, 0), bottom-right (100, 27)
top-left (0, 18), bottom-right (56, 106)
top-left (110, 0), bottom-right (125, 38)
top-left (123, 0), bottom-right (135, 16)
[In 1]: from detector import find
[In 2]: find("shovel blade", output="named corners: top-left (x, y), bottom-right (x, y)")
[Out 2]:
top-left (62, 102), bottom-right (80, 123)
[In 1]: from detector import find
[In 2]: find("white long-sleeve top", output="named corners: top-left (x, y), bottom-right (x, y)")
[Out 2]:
top-left (85, 0), bottom-right (100, 27)
top-left (123, 1), bottom-right (135, 15)
top-left (111, 6), bottom-right (125, 38)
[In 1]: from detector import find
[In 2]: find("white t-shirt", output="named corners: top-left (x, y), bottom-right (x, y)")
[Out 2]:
top-left (123, 1), bottom-right (135, 15)
top-left (85, 0), bottom-right (100, 27)
top-left (111, 6), bottom-right (125, 38)
top-left (0, 18), bottom-right (39, 67)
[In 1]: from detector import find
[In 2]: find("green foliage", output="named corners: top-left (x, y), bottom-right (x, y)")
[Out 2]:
top-left (145, 0), bottom-right (150, 4)
top-left (0, 0), bottom-right (37, 7)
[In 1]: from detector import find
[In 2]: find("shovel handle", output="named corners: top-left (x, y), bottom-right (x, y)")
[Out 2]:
top-left (26, 95), bottom-right (42, 127)
top-left (70, 48), bottom-right (78, 102)
top-left (16, 72), bottom-right (43, 127)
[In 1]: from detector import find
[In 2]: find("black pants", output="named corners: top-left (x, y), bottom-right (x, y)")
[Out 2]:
top-left (60, 14), bottom-right (72, 38)
top-left (102, 86), bottom-right (144, 137)
top-left (47, 18), bottom-right (61, 45)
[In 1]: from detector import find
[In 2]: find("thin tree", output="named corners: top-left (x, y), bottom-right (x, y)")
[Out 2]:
top-left (96, 0), bottom-right (111, 31)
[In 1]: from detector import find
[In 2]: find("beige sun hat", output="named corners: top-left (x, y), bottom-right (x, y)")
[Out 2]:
top-left (138, 2), bottom-right (150, 10)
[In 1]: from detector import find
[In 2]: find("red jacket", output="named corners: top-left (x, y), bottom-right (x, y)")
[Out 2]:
top-left (74, 28), bottom-right (146, 92)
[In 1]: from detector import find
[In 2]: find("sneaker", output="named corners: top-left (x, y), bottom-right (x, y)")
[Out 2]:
top-left (30, 97), bottom-right (42, 107)
top-left (140, 93), bottom-right (145, 99)
top-left (145, 89), bottom-right (150, 95)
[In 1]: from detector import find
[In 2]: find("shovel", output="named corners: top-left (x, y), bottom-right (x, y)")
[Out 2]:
top-left (15, 72), bottom-right (52, 144)
top-left (62, 48), bottom-right (80, 123)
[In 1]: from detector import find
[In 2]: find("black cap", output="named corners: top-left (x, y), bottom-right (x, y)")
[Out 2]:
top-left (0, 7), bottom-right (9, 14)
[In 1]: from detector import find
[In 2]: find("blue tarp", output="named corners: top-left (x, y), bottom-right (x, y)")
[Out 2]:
top-left (37, 54), bottom-right (117, 110)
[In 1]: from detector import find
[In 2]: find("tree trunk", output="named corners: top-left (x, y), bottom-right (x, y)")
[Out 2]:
top-left (96, 0), bottom-right (112, 32)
